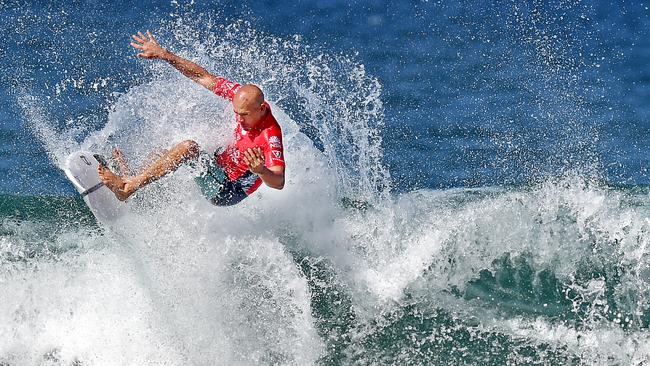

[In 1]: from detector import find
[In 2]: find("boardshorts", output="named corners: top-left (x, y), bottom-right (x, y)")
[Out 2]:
top-left (192, 151), bottom-right (252, 206)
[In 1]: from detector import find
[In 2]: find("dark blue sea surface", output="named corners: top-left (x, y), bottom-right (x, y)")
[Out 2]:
top-left (2, 1), bottom-right (649, 195)
top-left (1, 1), bottom-right (650, 365)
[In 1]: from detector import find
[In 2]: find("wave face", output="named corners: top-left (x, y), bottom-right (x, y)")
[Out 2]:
top-left (3, 178), bottom-right (650, 365)
top-left (2, 1), bottom-right (650, 366)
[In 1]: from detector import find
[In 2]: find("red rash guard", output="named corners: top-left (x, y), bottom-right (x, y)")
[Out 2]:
top-left (211, 78), bottom-right (285, 195)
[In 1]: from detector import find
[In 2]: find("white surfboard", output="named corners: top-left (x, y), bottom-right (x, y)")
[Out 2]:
top-left (64, 151), bottom-right (127, 223)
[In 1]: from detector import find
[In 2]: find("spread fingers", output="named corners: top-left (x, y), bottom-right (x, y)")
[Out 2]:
top-left (132, 34), bottom-right (145, 43)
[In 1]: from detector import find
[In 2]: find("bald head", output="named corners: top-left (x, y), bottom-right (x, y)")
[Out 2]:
top-left (234, 84), bottom-right (265, 107)
top-left (232, 84), bottom-right (268, 131)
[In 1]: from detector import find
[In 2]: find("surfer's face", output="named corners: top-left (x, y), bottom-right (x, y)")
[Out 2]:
top-left (233, 92), bottom-right (266, 131)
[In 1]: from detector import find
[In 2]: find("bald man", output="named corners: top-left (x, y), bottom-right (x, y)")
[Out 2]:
top-left (98, 31), bottom-right (285, 206)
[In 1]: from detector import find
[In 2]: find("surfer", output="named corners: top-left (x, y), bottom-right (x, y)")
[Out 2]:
top-left (98, 31), bottom-right (285, 206)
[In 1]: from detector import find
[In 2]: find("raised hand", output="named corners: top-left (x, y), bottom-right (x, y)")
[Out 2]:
top-left (243, 147), bottom-right (266, 174)
top-left (130, 31), bottom-right (165, 59)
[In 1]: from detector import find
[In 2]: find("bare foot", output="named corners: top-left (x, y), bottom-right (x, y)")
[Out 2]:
top-left (111, 148), bottom-right (131, 176)
top-left (98, 164), bottom-right (134, 201)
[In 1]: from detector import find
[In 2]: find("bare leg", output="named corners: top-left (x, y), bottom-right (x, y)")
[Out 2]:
top-left (141, 149), bottom-right (169, 171)
top-left (98, 140), bottom-right (200, 201)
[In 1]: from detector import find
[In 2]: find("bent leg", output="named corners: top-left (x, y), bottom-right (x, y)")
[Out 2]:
top-left (99, 140), bottom-right (200, 201)
top-left (141, 149), bottom-right (170, 172)
top-left (130, 139), bottom-right (200, 188)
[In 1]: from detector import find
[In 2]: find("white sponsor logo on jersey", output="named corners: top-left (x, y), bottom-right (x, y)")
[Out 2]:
top-left (271, 150), bottom-right (283, 160)
top-left (268, 136), bottom-right (282, 148)
top-left (225, 81), bottom-right (239, 93)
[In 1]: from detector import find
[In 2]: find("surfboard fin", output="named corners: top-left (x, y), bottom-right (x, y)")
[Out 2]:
top-left (93, 154), bottom-right (108, 167)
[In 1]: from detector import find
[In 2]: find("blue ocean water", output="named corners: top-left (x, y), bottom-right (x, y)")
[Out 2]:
top-left (1, 1), bottom-right (650, 365)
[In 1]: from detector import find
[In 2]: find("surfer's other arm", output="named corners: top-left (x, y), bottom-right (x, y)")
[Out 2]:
top-left (130, 31), bottom-right (220, 90)
top-left (243, 147), bottom-right (285, 190)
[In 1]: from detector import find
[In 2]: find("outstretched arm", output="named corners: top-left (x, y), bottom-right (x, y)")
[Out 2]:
top-left (130, 31), bottom-right (219, 90)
